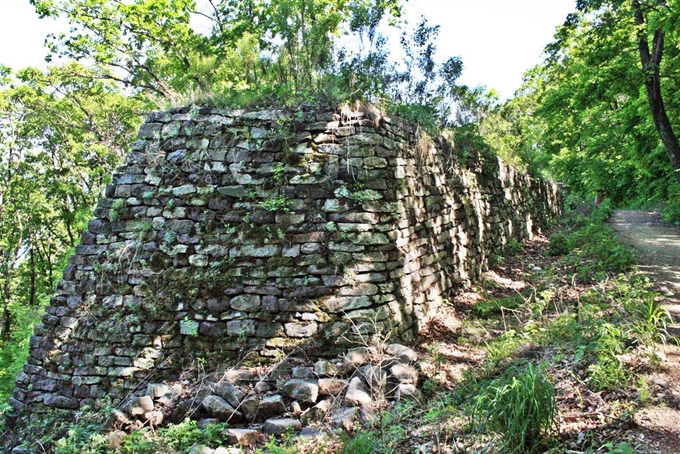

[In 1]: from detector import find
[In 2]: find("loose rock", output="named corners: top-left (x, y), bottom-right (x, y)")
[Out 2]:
top-left (201, 395), bottom-right (243, 422)
top-left (281, 379), bottom-right (319, 403)
top-left (225, 428), bottom-right (260, 447)
top-left (263, 418), bottom-right (302, 435)
top-left (257, 395), bottom-right (286, 420)
top-left (130, 396), bottom-right (154, 416)
top-left (345, 377), bottom-right (373, 407)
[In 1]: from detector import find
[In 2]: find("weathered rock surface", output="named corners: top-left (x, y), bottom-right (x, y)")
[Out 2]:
top-left (263, 418), bottom-right (302, 435)
top-left (225, 428), bottom-right (260, 447)
top-left (345, 377), bottom-right (373, 407)
top-left (201, 395), bottom-right (243, 422)
top-left (281, 379), bottom-right (319, 403)
top-left (257, 394), bottom-right (286, 420)
top-left (318, 378), bottom-right (348, 396)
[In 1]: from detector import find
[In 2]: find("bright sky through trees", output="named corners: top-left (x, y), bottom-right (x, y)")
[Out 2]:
top-left (0, 0), bottom-right (575, 99)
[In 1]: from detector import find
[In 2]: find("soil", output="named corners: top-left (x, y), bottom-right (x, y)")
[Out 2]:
top-left (609, 210), bottom-right (680, 452)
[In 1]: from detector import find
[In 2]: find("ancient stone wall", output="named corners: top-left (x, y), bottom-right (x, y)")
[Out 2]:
top-left (10, 106), bottom-right (561, 413)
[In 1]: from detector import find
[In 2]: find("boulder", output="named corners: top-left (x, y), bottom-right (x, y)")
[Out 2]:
top-left (281, 379), bottom-right (319, 403)
top-left (257, 394), bottom-right (286, 420)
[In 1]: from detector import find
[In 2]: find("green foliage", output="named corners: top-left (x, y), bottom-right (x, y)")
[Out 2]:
top-left (342, 431), bottom-right (381, 454)
top-left (53, 418), bottom-right (228, 454)
top-left (469, 363), bottom-right (558, 454)
top-left (0, 63), bottom-right (142, 402)
top-left (33, 0), bottom-right (407, 108)
top-left (598, 441), bottom-right (638, 454)
top-left (257, 195), bottom-right (290, 212)
top-left (0, 305), bottom-right (42, 401)
top-left (551, 202), bottom-right (636, 282)
top-left (337, 399), bottom-right (429, 453)
top-left (547, 232), bottom-right (569, 256)
top-left (566, 222), bottom-right (636, 283)
top-left (661, 189), bottom-right (680, 224)
top-left (505, 240), bottom-right (524, 256)
top-left (615, 275), bottom-right (673, 345)
top-left (587, 358), bottom-right (632, 392)
top-left (471, 294), bottom-right (522, 318)
top-left (484, 331), bottom-right (527, 366)
top-left (109, 199), bottom-right (126, 221)
top-left (508, 0), bottom-right (680, 207)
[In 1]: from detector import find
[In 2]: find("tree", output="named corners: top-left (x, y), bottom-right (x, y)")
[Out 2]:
top-left (30, 0), bottom-right (405, 104)
top-left (506, 2), bottom-right (680, 205)
top-left (575, 0), bottom-right (680, 185)
top-left (0, 64), bottom-right (142, 398)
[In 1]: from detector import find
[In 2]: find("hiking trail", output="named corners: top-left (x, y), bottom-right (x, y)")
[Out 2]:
top-left (610, 210), bottom-right (680, 450)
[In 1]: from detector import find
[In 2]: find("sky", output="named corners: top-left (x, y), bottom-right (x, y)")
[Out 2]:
top-left (0, 0), bottom-right (575, 99)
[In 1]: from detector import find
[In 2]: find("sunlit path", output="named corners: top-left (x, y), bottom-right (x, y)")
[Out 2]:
top-left (610, 210), bottom-right (680, 306)
top-left (610, 210), bottom-right (680, 448)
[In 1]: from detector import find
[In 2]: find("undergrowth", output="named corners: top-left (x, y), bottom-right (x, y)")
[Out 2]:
top-left (548, 201), bottom-right (636, 282)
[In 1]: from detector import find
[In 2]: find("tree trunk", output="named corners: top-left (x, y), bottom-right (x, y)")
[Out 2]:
top-left (634, 0), bottom-right (680, 185)
top-left (1, 274), bottom-right (12, 342)
top-left (29, 246), bottom-right (36, 306)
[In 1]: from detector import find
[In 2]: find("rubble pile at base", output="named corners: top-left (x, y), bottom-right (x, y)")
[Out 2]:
top-left (107, 343), bottom-right (423, 450)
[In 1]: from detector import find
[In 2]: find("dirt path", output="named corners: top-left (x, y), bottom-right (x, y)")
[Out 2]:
top-left (610, 210), bottom-right (680, 305)
top-left (609, 210), bottom-right (680, 451)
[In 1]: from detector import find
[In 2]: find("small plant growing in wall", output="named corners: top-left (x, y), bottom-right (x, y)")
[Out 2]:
top-left (180, 318), bottom-right (199, 336)
top-left (131, 220), bottom-right (153, 242)
top-left (257, 195), bottom-right (289, 212)
top-left (109, 199), bottom-right (125, 220)
top-left (272, 162), bottom-right (286, 183)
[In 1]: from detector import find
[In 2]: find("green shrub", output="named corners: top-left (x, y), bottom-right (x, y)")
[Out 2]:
top-left (565, 223), bottom-right (636, 282)
top-left (547, 232), bottom-right (570, 256)
top-left (587, 358), bottom-right (631, 392)
top-left (661, 195), bottom-right (680, 224)
top-left (505, 240), bottom-right (524, 255)
top-left (484, 331), bottom-right (527, 366)
top-left (470, 363), bottom-right (558, 454)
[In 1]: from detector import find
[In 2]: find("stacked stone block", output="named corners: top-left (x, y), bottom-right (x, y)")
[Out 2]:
top-left (10, 106), bottom-right (561, 413)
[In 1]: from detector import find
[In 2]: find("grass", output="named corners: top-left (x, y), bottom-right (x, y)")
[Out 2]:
top-left (469, 363), bottom-right (558, 453)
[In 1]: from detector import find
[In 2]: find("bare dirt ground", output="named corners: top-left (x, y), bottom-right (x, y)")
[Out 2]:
top-left (610, 210), bottom-right (680, 452)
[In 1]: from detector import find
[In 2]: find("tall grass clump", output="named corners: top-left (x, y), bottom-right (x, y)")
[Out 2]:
top-left (469, 363), bottom-right (558, 453)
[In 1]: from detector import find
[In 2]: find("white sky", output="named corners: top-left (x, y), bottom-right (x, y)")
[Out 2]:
top-left (0, 0), bottom-right (575, 99)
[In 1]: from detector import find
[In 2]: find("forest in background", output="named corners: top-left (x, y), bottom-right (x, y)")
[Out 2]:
top-left (1, 0), bottom-right (680, 411)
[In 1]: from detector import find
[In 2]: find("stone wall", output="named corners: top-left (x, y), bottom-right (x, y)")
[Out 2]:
top-left (10, 106), bottom-right (561, 413)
